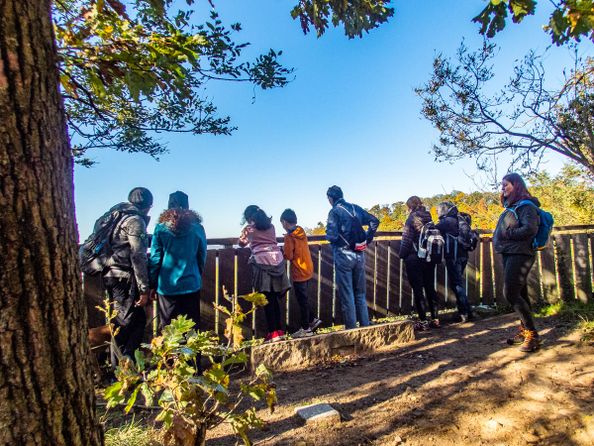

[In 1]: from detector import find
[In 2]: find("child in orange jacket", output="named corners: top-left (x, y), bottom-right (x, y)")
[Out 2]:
top-left (280, 209), bottom-right (322, 337)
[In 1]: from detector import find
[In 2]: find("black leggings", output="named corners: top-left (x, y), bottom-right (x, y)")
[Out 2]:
top-left (263, 291), bottom-right (283, 332)
top-left (405, 257), bottom-right (439, 321)
top-left (502, 254), bottom-right (536, 331)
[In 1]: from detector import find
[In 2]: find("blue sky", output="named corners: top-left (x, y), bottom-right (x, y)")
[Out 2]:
top-left (74, 1), bottom-right (591, 239)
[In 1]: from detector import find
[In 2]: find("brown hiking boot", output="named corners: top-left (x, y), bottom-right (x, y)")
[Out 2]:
top-left (519, 330), bottom-right (540, 352)
top-left (506, 325), bottom-right (526, 345)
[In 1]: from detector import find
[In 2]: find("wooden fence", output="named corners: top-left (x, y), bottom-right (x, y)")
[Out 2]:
top-left (84, 225), bottom-right (594, 338)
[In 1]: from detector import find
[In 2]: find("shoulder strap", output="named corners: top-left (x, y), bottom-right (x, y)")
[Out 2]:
top-left (337, 204), bottom-right (356, 219)
top-left (513, 199), bottom-right (537, 210)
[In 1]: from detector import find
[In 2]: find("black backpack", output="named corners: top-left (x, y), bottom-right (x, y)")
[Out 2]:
top-left (457, 212), bottom-right (480, 252)
top-left (417, 222), bottom-right (445, 264)
top-left (337, 204), bottom-right (367, 250)
top-left (79, 210), bottom-right (126, 275)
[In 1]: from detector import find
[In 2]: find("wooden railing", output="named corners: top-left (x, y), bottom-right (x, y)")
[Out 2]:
top-left (84, 225), bottom-right (594, 338)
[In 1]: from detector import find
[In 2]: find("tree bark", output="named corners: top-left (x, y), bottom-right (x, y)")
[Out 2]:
top-left (0, 0), bottom-right (102, 444)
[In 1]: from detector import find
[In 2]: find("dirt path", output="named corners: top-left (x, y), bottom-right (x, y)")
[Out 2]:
top-left (208, 313), bottom-right (594, 446)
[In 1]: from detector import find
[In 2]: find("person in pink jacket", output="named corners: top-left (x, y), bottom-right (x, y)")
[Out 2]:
top-left (239, 205), bottom-right (290, 342)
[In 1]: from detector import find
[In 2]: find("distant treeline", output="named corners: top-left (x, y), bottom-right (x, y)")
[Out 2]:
top-left (308, 164), bottom-right (594, 235)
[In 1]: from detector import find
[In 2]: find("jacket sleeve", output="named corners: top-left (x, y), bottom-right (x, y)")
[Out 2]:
top-left (196, 224), bottom-right (207, 276)
top-left (126, 216), bottom-right (150, 294)
top-left (283, 235), bottom-right (295, 261)
top-left (506, 204), bottom-right (539, 241)
top-left (325, 209), bottom-right (340, 244)
top-left (399, 215), bottom-right (414, 259)
top-left (238, 226), bottom-right (250, 247)
top-left (148, 226), bottom-right (163, 289)
top-left (358, 206), bottom-right (379, 243)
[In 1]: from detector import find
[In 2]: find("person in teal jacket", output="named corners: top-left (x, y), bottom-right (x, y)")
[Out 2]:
top-left (149, 191), bottom-right (207, 331)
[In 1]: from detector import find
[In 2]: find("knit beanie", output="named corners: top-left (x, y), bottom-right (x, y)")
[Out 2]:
top-left (128, 187), bottom-right (153, 209)
top-left (168, 191), bottom-right (189, 210)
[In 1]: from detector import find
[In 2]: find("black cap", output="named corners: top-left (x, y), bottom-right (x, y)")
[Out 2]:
top-left (168, 191), bottom-right (189, 210)
top-left (128, 187), bottom-right (153, 209)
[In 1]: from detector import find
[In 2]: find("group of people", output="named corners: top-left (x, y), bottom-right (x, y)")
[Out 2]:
top-left (92, 172), bottom-right (543, 362)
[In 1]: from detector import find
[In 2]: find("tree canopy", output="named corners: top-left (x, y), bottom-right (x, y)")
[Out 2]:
top-left (474, 0), bottom-right (594, 45)
top-left (307, 163), bottom-right (594, 234)
top-left (54, 0), bottom-right (293, 165)
top-left (55, 1), bottom-right (593, 165)
top-left (416, 42), bottom-right (594, 177)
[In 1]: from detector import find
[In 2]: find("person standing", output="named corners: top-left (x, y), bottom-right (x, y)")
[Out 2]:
top-left (326, 186), bottom-right (379, 330)
top-left (493, 173), bottom-right (541, 352)
top-left (101, 187), bottom-right (153, 360)
top-left (399, 196), bottom-right (440, 329)
top-left (149, 191), bottom-right (207, 331)
top-left (435, 202), bottom-right (473, 322)
top-left (280, 208), bottom-right (322, 338)
top-left (239, 205), bottom-right (290, 342)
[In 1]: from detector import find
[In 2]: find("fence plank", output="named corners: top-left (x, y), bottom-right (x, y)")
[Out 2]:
top-left (539, 245), bottom-right (558, 303)
top-left (553, 234), bottom-right (574, 301)
top-left (466, 242), bottom-right (481, 306)
top-left (375, 241), bottom-right (389, 318)
top-left (319, 244), bottom-right (337, 326)
top-left (481, 239), bottom-right (495, 306)
top-left (200, 250), bottom-right (218, 333)
top-left (492, 247), bottom-right (505, 307)
top-left (573, 233), bottom-right (593, 303)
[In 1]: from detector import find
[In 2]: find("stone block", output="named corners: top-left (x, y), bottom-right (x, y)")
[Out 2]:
top-left (295, 403), bottom-right (341, 425)
top-left (251, 321), bottom-right (415, 373)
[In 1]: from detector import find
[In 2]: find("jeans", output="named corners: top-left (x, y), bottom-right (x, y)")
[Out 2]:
top-left (293, 280), bottom-right (315, 329)
top-left (103, 276), bottom-right (146, 359)
top-left (158, 290), bottom-right (201, 332)
top-left (502, 254), bottom-right (536, 331)
top-left (445, 257), bottom-right (472, 317)
top-left (334, 247), bottom-right (370, 329)
top-left (404, 256), bottom-right (439, 321)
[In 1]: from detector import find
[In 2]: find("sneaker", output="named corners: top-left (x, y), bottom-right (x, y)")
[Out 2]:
top-left (264, 332), bottom-right (275, 343)
top-left (414, 320), bottom-right (430, 331)
top-left (429, 319), bottom-right (440, 328)
top-left (309, 317), bottom-right (322, 331)
top-left (270, 330), bottom-right (285, 342)
top-left (460, 314), bottom-right (469, 323)
top-left (519, 330), bottom-right (540, 352)
top-left (292, 328), bottom-right (314, 338)
top-left (506, 325), bottom-right (526, 345)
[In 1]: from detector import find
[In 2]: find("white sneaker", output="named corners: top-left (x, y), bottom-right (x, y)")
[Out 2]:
top-left (309, 318), bottom-right (322, 331)
top-left (292, 328), bottom-right (314, 338)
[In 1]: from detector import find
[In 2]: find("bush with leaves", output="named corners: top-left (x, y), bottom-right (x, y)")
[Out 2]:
top-left (104, 290), bottom-right (275, 446)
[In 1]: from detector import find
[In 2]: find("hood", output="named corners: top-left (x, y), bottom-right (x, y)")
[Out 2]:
top-left (158, 209), bottom-right (202, 235)
top-left (288, 226), bottom-right (307, 240)
top-left (439, 204), bottom-right (458, 220)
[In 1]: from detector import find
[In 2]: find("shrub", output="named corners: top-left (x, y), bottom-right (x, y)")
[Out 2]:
top-left (104, 290), bottom-right (276, 446)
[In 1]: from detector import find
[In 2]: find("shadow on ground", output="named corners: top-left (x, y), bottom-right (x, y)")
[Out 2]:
top-left (208, 313), bottom-right (594, 446)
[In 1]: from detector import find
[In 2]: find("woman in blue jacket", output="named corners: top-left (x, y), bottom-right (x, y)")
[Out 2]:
top-left (149, 191), bottom-right (207, 331)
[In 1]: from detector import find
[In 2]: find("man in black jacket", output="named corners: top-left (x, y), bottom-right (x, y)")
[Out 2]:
top-left (436, 202), bottom-right (473, 322)
top-left (101, 187), bottom-right (153, 361)
top-left (326, 186), bottom-right (379, 329)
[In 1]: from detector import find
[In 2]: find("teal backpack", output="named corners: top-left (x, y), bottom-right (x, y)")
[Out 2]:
top-left (509, 200), bottom-right (554, 250)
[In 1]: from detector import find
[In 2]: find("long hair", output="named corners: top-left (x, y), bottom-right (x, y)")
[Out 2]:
top-left (500, 173), bottom-right (532, 206)
top-left (242, 205), bottom-right (272, 231)
top-left (405, 196), bottom-right (423, 211)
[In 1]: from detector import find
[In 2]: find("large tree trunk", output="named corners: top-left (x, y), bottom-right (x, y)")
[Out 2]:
top-left (0, 1), bottom-right (102, 444)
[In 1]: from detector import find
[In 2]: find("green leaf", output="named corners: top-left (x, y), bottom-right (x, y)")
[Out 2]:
top-left (124, 386), bottom-right (140, 413)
